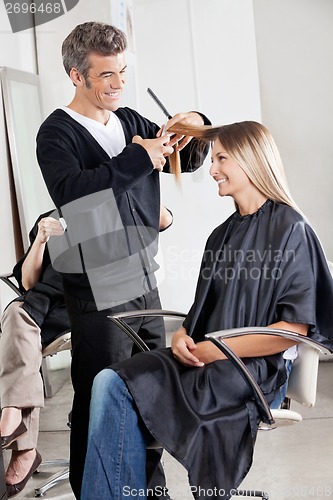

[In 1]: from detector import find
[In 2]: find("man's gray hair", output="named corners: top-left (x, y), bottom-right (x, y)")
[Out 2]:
top-left (62, 21), bottom-right (127, 79)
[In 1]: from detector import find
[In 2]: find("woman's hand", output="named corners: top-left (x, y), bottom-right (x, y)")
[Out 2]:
top-left (192, 341), bottom-right (226, 364)
top-left (36, 217), bottom-right (64, 244)
top-left (171, 327), bottom-right (227, 367)
top-left (22, 217), bottom-right (64, 290)
top-left (171, 321), bottom-right (308, 368)
top-left (171, 327), bottom-right (204, 367)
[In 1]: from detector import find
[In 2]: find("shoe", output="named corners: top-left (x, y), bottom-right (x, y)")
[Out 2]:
top-left (6, 450), bottom-right (42, 498)
top-left (1, 420), bottom-right (27, 449)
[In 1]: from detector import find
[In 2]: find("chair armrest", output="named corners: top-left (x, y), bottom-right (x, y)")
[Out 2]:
top-left (108, 310), bottom-right (186, 352)
top-left (109, 309), bottom-right (186, 321)
top-left (207, 334), bottom-right (274, 424)
top-left (0, 273), bottom-right (21, 296)
top-left (260, 408), bottom-right (302, 430)
top-left (42, 332), bottom-right (72, 357)
top-left (205, 327), bottom-right (332, 355)
top-left (205, 327), bottom-right (332, 425)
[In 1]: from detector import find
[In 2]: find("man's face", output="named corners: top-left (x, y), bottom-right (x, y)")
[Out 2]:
top-left (81, 52), bottom-right (127, 112)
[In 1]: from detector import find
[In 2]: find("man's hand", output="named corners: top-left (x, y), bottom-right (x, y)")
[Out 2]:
top-left (132, 135), bottom-right (174, 172)
top-left (158, 112), bottom-right (205, 151)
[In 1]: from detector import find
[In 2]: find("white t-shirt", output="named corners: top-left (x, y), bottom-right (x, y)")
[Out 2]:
top-left (284, 345), bottom-right (298, 360)
top-left (60, 106), bottom-right (126, 158)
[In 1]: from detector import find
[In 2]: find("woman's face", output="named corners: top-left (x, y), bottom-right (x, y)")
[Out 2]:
top-left (209, 139), bottom-right (251, 199)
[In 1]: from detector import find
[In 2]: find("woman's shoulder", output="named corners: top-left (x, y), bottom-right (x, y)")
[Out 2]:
top-left (269, 203), bottom-right (326, 258)
top-left (271, 202), bottom-right (316, 236)
top-left (271, 201), bottom-right (304, 223)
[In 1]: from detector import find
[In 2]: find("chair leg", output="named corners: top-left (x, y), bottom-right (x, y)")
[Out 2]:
top-left (41, 358), bottom-right (53, 398)
top-left (41, 356), bottom-right (71, 398)
top-left (233, 490), bottom-right (269, 500)
top-left (34, 460), bottom-right (69, 497)
top-left (34, 468), bottom-right (69, 497)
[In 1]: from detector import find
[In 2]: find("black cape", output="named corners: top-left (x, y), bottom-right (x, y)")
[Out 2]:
top-left (113, 200), bottom-right (333, 499)
top-left (11, 211), bottom-right (70, 345)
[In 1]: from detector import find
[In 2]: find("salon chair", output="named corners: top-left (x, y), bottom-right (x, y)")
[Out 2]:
top-left (0, 273), bottom-right (71, 497)
top-left (108, 309), bottom-right (332, 500)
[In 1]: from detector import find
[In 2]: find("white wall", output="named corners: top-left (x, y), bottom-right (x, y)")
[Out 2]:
top-left (134, 0), bottom-right (261, 311)
top-left (0, 3), bottom-right (37, 72)
top-left (253, 0), bottom-right (333, 260)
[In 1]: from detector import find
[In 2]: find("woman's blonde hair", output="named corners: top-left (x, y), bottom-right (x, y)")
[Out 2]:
top-left (170, 120), bottom-right (301, 212)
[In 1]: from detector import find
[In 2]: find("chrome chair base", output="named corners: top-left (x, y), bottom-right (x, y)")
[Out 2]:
top-left (34, 460), bottom-right (69, 497)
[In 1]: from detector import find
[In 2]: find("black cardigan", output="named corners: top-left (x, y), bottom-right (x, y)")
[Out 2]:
top-left (37, 107), bottom-right (209, 301)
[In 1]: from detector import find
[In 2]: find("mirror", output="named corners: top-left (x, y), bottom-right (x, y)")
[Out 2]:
top-left (1, 66), bottom-right (53, 250)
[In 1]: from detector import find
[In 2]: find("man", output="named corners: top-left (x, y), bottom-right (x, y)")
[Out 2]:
top-left (36, 21), bottom-right (209, 498)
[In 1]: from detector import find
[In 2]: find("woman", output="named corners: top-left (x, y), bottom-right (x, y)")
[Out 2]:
top-left (81, 121), bottom-right (333, 500)
top-left (0, 214), bottom-right (66, 497)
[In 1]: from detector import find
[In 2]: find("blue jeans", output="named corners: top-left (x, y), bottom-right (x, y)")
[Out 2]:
top-left (81, 369), bottom-right (149, 499)
top-left (270, 359), bottom-right (293, 409)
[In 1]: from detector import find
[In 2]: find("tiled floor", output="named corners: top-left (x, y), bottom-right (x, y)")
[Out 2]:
top-left (2, 360), bottom-right (332, 500)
